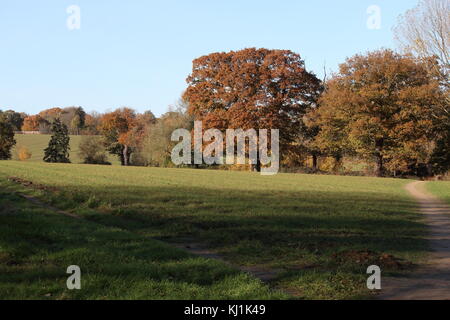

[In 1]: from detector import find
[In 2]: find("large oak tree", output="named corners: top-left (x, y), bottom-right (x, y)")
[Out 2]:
top-left (183, 48), bottom-right (322, 170)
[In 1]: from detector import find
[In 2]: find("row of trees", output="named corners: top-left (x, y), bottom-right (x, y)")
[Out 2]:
top-left (0, 104), bottom-right (184, 166)
top-left (1, 48), bottom-right (448, 176)
top-left (309, 51), bottom-right (448, 176)
top-left (1, 106), bottom-right (89, 135)
top-left (92, 105), bottom-right (188, 167)
top-left (180, 48), bottom-right (449, 177)
top-left (178, 0), bottom-right (449, 177)
top-left (1, 50), bottom-right (448, 176)
top-left (21, 106), bottom-right (87, 135)
top-left (1, 0), bottom-right (448, 177)
top-left (67, 48), bottom-right (450, 177)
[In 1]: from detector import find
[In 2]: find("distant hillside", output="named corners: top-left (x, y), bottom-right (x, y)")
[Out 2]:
top-left (12, 134), bottom-right (119, 165)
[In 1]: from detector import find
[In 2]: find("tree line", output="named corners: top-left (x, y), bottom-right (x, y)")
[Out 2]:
top-left (0, 0), bottom-right (448, 177)
top-left (0, 106), bottom-right (87, 135)
top-left (1, 47), bottom-right (448, 177)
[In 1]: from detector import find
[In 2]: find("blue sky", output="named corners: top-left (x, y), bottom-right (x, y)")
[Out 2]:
top-left (0, 0), bottom-right (418, 116)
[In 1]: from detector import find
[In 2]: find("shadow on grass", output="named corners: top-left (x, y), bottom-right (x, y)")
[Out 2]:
top-left (34, 183), bottom-right (429, 272)
top-left (0, 173), bottom-right (430, 299)
top-left (0, 189), bottom-right (286, 300)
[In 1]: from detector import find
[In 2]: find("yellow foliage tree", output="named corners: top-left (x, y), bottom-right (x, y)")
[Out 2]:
top-left (18, 146), bottom-right (32, 161)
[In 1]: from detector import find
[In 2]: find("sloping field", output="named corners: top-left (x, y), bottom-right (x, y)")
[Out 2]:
top-left (0, 161), bottom-right (429, 299)
top-left (12, 134), bottom-right (119, 165)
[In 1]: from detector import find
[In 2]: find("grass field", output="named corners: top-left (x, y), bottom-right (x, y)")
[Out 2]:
top-left (12, 134), bottom-right (119, 165)
top-left (427, 181), bottom-right (450, 205)
top-left (0, 161), bottom-right (430, 299)
top-left (0, 180), bottom-right (283, 300)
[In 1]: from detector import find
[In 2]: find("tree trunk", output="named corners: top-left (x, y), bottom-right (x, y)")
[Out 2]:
top-left (126, 151), bottom-right (131, 166)
top-left (123, 145), bottom-right (129, 166)
top-left (252, 130), bottom-right (261, 172)
top-left (375, 153), bottom-right (383, 177)
top-left (312, 154), bottom-right (318, 171)
top-left (254, 159), bottom-right (261, 172)
top-left (426, 163), bottom-right (433, 177)
top-left (333, 154), bottom-right (342, 173)
top-left (375, 139), bottom-right (384, 177)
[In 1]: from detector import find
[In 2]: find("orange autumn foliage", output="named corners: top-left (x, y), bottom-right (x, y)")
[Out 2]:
top-left (18, 146), bottom-right (32, 161)
top-left (21, 115), bottom-right (42, 131)
top-left (99, 108), bottom-right (138, 166)
top-left (39, 108), bottom-right (62, 122)
top-left (311, 49), bottom-right (447, 176)
top-left (183, 48), bottom-right (323, 151)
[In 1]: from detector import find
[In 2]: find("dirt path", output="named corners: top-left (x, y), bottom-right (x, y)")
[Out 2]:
top-left (380, 181), bottom-right (450, 300)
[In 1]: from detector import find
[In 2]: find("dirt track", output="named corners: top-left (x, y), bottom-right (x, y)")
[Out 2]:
top-left (380, 181), bottom-right (450, 300)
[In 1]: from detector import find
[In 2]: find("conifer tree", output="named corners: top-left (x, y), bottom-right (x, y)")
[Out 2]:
top-left (0, 112), bottom-right (16, 160)
top-left (43, 118), bottom-right (71, 163)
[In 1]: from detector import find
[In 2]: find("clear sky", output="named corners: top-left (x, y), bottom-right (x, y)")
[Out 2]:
top-left (0, 0), bottom-right (418, 116)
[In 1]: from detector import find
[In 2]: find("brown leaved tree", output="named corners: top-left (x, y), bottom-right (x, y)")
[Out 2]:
top-left (183, 48), bottom-right (322, 170)
top-left (99, 108), bottom-right (137, 166)
top-left (312, 49), bottom-right (447, 177)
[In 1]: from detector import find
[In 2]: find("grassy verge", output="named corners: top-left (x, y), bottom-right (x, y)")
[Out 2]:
top-left (0, 161), bottom-right (428, 299)
top-left (0, 179), bottom-right (284, 300)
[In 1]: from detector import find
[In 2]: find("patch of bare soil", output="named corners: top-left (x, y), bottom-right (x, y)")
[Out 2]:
top-left (332, 250), bottom-right (413, 270)
top-left (8, 177), bottom-right (58, 192)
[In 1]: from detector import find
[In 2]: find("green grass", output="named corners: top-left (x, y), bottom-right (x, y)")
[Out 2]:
top-left (427, 181), bottom-right (450, 205)
top-left (0, 179), bottom-right (284, 300)
top-left (0, 161), bottom-right (428, 299)
top-left (12, 134), bottom-right (119, 165)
